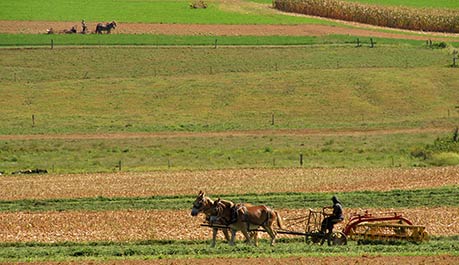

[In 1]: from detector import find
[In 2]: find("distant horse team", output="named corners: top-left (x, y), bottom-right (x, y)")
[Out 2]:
top-left (47, 21), bottom-right (117, 34)
top-left (191, 191), bottom-right (283, 247)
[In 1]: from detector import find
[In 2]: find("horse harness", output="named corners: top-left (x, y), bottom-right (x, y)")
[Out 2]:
top-left (231, 204), bottom-right (272, 231)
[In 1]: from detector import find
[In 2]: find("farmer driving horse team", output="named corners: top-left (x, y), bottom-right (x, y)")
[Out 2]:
top-left (191, 191), bottom-right (344, 246)
top-left (46, 20), bottom-right (117, 34)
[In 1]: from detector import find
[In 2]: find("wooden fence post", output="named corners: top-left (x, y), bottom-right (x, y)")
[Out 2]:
top-left (452, 51), bottom-right (458, 67)
top-left (299, 153), bottom-right (303, 166)
top-left (51, 39), bottom-right (54, 49)
top-left (32, 114), bottom-right (35, 127)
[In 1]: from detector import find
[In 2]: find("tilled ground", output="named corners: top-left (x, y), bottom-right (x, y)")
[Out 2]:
top-left (0, 207), bottom-right (456, 243)
top-left (1, 20), bottom-right (458, 42)
top-left (0, 167), bottom-right (458, 200)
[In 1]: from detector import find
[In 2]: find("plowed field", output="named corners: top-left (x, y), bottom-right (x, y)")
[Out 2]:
top-left (1, 167), bottom-right (457, 200)
top-left (1, 20), bottom-right (458, 42)
top-left (0, 207), bottom-right (457, 243)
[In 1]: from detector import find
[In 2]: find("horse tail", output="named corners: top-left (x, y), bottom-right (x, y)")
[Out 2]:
top-left (275, 211), bottom-right (284, 229)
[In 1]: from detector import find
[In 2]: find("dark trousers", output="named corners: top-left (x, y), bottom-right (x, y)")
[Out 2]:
top-left (321, 216), bottom-right (343, 233)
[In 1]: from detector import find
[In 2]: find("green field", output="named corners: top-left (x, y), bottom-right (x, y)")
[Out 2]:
top-left (0, 34), bottom-right (434, 47)
top-left (0, 131), bottom-right (451, 173)
top-left (0, 237), bottom-right (457, 262)
top-left (2, 41), bottom-right (459, 172)
top-left (1, 1), bottom-right (459, 263)
top-left (0, 0), bottom-right (322, 24)
top-left (2, 0), bottom-right (457, 27)
top-left (0, 187), bottom-right (457, 212)
top-left (1, 45), bottom-right (456, 133)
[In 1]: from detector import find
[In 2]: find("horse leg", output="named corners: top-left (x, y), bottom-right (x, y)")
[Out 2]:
top-left (240, 226), bottom-right (252, 245)
top-left (229, 229), bottom-right (237, 246)
top-left (210, 227), bottom-right (218, 247)
top-left (222, 228), bottom-right (231, 242)
top-left (263, 225), bottom-right (276, 246)
top-left (252, 231), bottom-right (259, 246)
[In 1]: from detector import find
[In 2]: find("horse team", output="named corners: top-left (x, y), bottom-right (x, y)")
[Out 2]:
top-left (191, 191), bottom-right (283, 247)
top-left (47, 21), bottom-right (117, 34)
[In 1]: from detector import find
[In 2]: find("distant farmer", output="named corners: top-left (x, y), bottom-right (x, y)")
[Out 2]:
top-left (321, 195), bottom-right (344, 234)
top-left (81, 19), bottom-right (88, 34)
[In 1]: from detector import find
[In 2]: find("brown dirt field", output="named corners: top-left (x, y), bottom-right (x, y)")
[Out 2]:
top-left (0, 207), bottom-right (456, 243)
top-left (1, 20), bottom-right (459, 42)
top-left (0, 167), bottom-right (458, 201)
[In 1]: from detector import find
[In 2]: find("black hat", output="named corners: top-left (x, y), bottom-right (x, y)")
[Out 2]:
top-left (332, 195), bottom-right (340, 204)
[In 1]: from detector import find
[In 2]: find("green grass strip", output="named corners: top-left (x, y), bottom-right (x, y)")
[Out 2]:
top-left (0, 186), bottom-right (457, 212)
top-left (0, 33), bottom-right (434, 47)
top-left (0, 237), bottom-right (457, 262)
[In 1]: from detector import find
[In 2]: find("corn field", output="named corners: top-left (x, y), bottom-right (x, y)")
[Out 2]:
top-left (273, 0), bottom-right (459, 33)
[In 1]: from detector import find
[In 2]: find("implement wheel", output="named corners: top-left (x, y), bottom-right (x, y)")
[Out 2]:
top-left (328, 232), bottom-right (347, 246)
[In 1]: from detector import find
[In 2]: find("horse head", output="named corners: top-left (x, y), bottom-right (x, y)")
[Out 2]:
top-left (209, 198), bottom-right (234, 224)
top-left (191, 190), bottom-right (213, 216)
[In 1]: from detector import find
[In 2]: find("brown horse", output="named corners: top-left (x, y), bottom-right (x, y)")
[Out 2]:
top-left (210, 198), bottom-right (283, 246)
top-left (191, 191), bottom-right (232, 247)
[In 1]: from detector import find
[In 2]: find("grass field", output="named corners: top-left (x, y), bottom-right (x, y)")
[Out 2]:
top-left (0, 237), bottom-right (457, 262)
top-left (1, 187), bottom-right (458, 212)
top-left (0, 0), bottom-right (322, 25)
top-left (1, 0), bottom-right (458, 25)
top-left (0, 34), bottom-right (432, 47)
top-left (0, 131), bottom-right (451, 172)
top-left (1, 41), bottom-right (459, 172)
top-left (1, 45), bottom-right (456, 133)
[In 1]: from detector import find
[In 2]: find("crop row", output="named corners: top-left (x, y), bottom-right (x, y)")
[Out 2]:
top-left (273, 0), bottom-right (459, 33)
